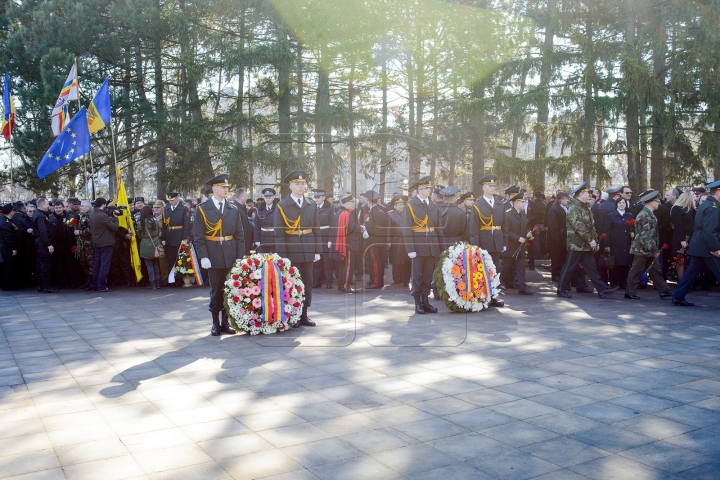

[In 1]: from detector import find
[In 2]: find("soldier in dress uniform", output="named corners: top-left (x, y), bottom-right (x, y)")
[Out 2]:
top-left (0, 204), bottom-right (22, 291)
top-left (387, 195), bottom-right (411, 286)
top-left (557, 182), bottom-right (618, 299)
top-left (402, 176), bottom-right (440, 314)
top-left (624, 190), bottom-right (673, 300)
top-left (162, 192), bottom-right (192, 285)
top-left (501, 193), bottom-right (535, 296)
top-left (503, 185), bottom-right (520, 209)
top-left (273, 170), bottom-right (321, 327)
top-left (193, 174), bottom-right (245, 336)
top-left (437, 186), bottom-right (467, 251)
top-left (365, 190), bottom-right (389, 289)
top-left (458, 192), bottom-right (474, 238)
top-left (313, 190), bottom-right (335, 289)
top-left (469, 174), bottom-right (506, 307)
top-left (331, 195), bottom-right (360, 293)
top-left (254, 188), bottom-right (277, 254)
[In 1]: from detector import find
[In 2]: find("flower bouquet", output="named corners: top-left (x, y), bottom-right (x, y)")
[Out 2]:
top-left (224, 253), bottom-right (304, 334)
top-left (173, 240), bottom-right (203, 287)
top-left (432, 243), bottom-right (501, 312)
top-left (512, 226), bottom-right (537, 259)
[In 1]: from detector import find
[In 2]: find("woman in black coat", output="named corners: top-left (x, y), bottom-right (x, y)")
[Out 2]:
top-left (603, 197), bottom-right (634, 288)
top-left (669, 191), bottom-right (695, 280)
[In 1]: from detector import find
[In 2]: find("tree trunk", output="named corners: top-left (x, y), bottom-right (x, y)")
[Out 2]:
top-left (471, 84), bottom-right (485, 197)
top-left (379, 39), bottom-right (388, 199)
top-left (348, 63), bottom-right (357, 197)
top-left (715, 125), bottom-right (720, 180)
top-left (236, 7), bottom-right (245, 149)
top-left (639, 103), bottom-right (648, 190)
top-left (296, 42), bottom-right (305, 167)
top-left (534, 0), bottom-right (555, 189)
top-left (277, 31), bottom-right (292, 191)
top-left (316, 40), bottom-right (333, 194)
top-left (416, 54), bottom-right (425, 180)
top-left (124, 47), bottom-right (134, 199)
top-left (650, 2), bottom-right (667, 192)
top-left (624, 8), bottom-right (642, 197)
top-left (407, 50), bottom-right (419, 185)
top-left (154, 0), bottom-right (166, 199)
top-left (582, 13), bottom-right (595, 185)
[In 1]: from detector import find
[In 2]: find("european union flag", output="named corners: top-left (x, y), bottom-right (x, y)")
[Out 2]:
top-left (37, 106), bottom-right (91, 179)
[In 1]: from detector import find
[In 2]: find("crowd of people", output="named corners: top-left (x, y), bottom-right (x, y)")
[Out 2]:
top-left (1, 173), bottom-right (719, 319)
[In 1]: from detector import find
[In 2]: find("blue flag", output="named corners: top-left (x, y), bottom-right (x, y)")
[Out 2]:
top-left (87, 77), bottom-right (111, 134)
top-left (37, 106), bottom-right (91, 179)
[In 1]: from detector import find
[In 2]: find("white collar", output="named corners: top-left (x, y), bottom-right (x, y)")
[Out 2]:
top-left (291, 194), bottom-right (303, 204)
top-left (617, 209), bottom-right (626, 215)
top-left (483, 195), bottom-right (494, 204)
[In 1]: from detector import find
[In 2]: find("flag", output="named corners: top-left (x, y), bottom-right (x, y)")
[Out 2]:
top-left (2, 73), bottom-right (14, 141)
top-left (37, 106), bottom-right (91, 179)
top-left (116, 169), bottom-right (143, 283)
top-left (51, 106), bottom-right (69, 137)
top-left (87, 77), bottom-right (111, 134)
top-left (52, 63), bottom-right (78, 116)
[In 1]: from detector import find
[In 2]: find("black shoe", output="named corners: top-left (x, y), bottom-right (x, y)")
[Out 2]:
top-left (299, 317), bottom-right (316, 327)
top-left (422, 296), bottom-right (438, 313)
top-left (519, 290), bottom-right (534, 295)
top-left (659, 291), bottom-right (672, 299)
top-left (415, 303), bottom-right (426, 314)
top-left (489, 298), bottom-right (505, 307)
top-left (624, 294), bottom-right (640, 300)
top-left (528, 266), bottom-right (536, 271)
top-left (366, 284), bottom-right (382, 290)
top-left (43, 287), bottom-right (59, 293)
top-left (576, 288), bottom-right (593, 294)
top-left (211, 324), bottom-right (221, 336)
top-left (292, 322), bottom-right (301, 328)
top-left (220, 312), bottom-right (235, 335)
top-left (637, 284), bottom-right (648, 290)
top-left (339, 287), bottom-right (358, 294)
top-left (671, 299), bottom-right (694, 307)
top-left (598, 287), bottom-right (618, 299)
top-left (557, 291), bottom-right (572, 298)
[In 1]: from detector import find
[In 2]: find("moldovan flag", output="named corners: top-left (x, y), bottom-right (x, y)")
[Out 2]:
top-left (52, 63), bottom-right (78, 116)
top-left (2, 73), bottom-right (14, 141)
top-left (87, 77), bottom-right (111, 134)
top-left (115, 169), bottom-right (143, 283)
top-left (51, 105), bottom-right (69, 137)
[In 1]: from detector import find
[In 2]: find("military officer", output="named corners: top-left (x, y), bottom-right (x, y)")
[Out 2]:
top-left (365, 190), bottom-right (389, 289)
top-left (624, 190), bottom-right (673, 300)
top-left (671, 180), bottom-right (720, 306)
top-left (469, 174), bottom-right (506, 307)
top-left (458, 192), bottom-right (474, 238)
top-left (438, 186), bottom-right (467, 251)
top-left (162, 191), bottom-right (192, 285)
top-left (33, 197), bottom-right (58, 293)
top-left (274, 170), bottom-right (321, 327)
top-left (387, 195), bottom-right (411, 286)
top-left (501, 193), bottom-right (534, 295)
top-left (313, 189), bottom-right (335, 289)
top-left (193, 174), bottom-right (245, 336)
top-left (503, 185), bottom-right (520, 209)
top-left (557, 182), bottom-right (618, 299)
top-left (254, 188), bottom-right (277, 253)
top-left (331, 195), bottom-right (360, 293)
top-left (402, 176), bottom-right (440, 314)
top-left (0, 204), bottom-right (22, 291)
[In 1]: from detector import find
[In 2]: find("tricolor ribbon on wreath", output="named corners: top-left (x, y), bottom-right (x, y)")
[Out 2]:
top-left (188, 242), bottom-right (204, 286)
top-left (260, 254), bottom-right (285, 325)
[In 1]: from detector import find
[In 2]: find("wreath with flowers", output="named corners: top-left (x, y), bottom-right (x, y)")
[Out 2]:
top-left (223, 253), bottom-right (305, 334)
top-left (432, 243), bottom-right (501, 312)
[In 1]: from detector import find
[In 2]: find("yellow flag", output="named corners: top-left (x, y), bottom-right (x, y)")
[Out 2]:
top-left (116, 169), bottom-right (143, 283)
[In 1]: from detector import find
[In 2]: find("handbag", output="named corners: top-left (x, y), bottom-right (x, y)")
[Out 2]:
top-left (603, 252), bottom-right (616, 269)
top-left (146, 223), bottom-right (165, 258)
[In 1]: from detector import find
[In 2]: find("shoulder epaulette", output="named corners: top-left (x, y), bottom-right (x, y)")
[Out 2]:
top-left (506, 208), bottom-right (512, 213)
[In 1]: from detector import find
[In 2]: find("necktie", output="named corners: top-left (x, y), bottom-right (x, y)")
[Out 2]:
top-left (297, 199), bottom-right (302, 208)
top-left (218, 201), bottom-right (223, 214)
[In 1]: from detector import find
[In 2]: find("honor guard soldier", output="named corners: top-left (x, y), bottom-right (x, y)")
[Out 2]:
top-left (557, 182), bottom-right (618, 299)
top-left (459, 192), bottom-right (474, 233)
top-left (624, 190), bottom-right (673, 300)
top-left (671, 180), bottom-right (720, 306)
top-left (437, 186), bottom-right (467, 250)
top-left (501, 193), bottom-right (534, 295)
top-left (365, 190), bottom-right (389, 289)
top-left (254, 188), bottom-right (277, 253)
top-left (387, 195), bottom-right (411, 286)
top-left (193, 174), bottom-right (245, 336)
top-left (469, 174), bottom-right (506, 307)
top-left (162, 191), bottom-right (192, 285)
top-left (402, 176), bottom-right (440, 314)
top-left (274, 170), bottom-right (321, 327)
top-left (503, 185), bottom-right (520, 209)
top-left (331, 195), bottom-right (361, 293)
top-left (313, 190), bottom-right (335, 289)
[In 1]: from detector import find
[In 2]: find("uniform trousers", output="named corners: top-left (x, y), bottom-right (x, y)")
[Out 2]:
top-left (295, 261), bottom-right (313, 319)
top-left (313, 243), bottom-right (334, 286)
top-left (672, 256), bottom-right (720, 302)
top-left (2, 249), bottom-right (17, 290)
top-left (35, 241), bottom-right (52, 289)
top-left (165, 245), bottom-right (180, 283)
top-left (502, 257), bottom-right (528, 292)
top-left (366, 245), bottom-right (386, 286)
top-left (392, 262), bottom-right (411, 284)
top-left (91, 246), bottom-right (113, 290)
top-left (410, 255), bottom-right (434, 296)
top-left (549, 245), bottom-right (566, 279)
top-left (338, 252), bottom-right (357, 290)
top-left (626, 255), bottom-right (670, 296)
top-left (559, 250), bottom-right (608, 294)
top-left (207, 267), bottom-right (230, 314)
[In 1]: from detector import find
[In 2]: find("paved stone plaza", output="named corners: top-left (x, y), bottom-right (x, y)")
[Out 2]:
top-left (1, 270), bottom-right (720, 479)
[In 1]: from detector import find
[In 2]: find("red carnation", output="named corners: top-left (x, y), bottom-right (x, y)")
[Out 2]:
top-left (289, 267), bottom-right (296, 275)
top-left (242, 278), bottom-right (249, 284)
top-left (233, 281), bottom-right (240, 287)
top-left (293, 302), bottom-right (300, 308)
top-left (232, 274), bottom-right (239, 280)
top-left (248, 305), bottom-right (255, 311)
top-left (71, 246), bottom-right (77, 254)
top-left (254, 258), bottom-right (261, 266)
top-left (242, 265), bottom-right (249, 271)
top-left (663, 244), bottom-right (668, 249)
top-left (296, 286), bottom-right (303, 293)
top-left (598, 233), bottom-right (607, 239)
top-left (232, 296), bottom-right (239, 303)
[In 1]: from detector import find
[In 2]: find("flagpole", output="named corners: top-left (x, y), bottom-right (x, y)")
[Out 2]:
top-left (75, 58), bottom-right (95, 198)
top-left (110, 117), bottom-right (118, 175)
top-left (8, 130), bottom-right (12, 200)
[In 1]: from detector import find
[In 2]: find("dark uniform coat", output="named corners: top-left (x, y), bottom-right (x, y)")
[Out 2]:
top-left (401, 196), bottom-right (440, 257)
top-left (604, 210), bottom-right (634, 266)
top-left (273, 195), bottom-right (321, 263)
top-left (33, 210), bottom-right (56, 250)
top-left (162, 204), bottom-right (191, 246)
top-left (438, 202), bottom-right (467, 251)
top-left (670, 205), bottom-right (694, 253)
top-left (387, 210), bottom-right (407, 264)
top-left (469, 196), bottom-right (505, 252)
top-left (0, 216), bottom-right (22, 256)
top-left (193, 200), bottom-right (245, 269)
top-left (253, 204), bottom-right (277, 253)
top-left (330, 206), bottom-right (362, 258)
top-left (366, 204), bottom-right (390, 246)
top-left (688, 196), bottom-right (720, 258)
top-left (501, 206), bottom-right (528, 259)
top-left (547, 203), bottom-right (568, 249)
top-left (317, 200), bottom-right (334, 246)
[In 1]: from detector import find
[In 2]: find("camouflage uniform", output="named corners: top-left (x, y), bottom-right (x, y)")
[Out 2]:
top-left (558, 197), bottom-right (610, 294)
top-left (626, 206), bottom-right (671, 296)
top-left (76, 211), bottom-right (94, 278)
